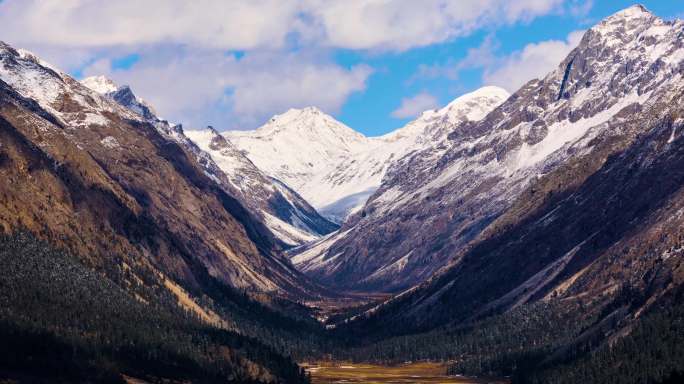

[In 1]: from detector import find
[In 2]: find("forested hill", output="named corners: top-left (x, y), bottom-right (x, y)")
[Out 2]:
top-left (0, 232), bottom-right (310, 383)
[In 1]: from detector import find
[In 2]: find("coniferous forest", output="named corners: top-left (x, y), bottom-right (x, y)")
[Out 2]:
top-left (0, 232), bottom-right (310, 383)
top-left (2, 230), bottom-right (682, 383)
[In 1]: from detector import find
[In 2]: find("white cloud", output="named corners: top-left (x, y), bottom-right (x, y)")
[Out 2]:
top-left (408, 34), bottom-right (499, 84)
top-left (225, 53), bottom-right (372, 125)
top-left (0, 0), bottom-right (565, 53)
top-left (568, 0), bottom-right (594, 18)
top-left (391, 92), bottom-right (439, 119)
top-left (455, 35), bottom-right (501, 71)
top-left (416, 30), bottom-right (584, 94)
top-left (85, 48), bottom-right (372, 129)
top-left (307, 0), bottom-right (564, 51)
top-left (483, 30), bottom-right (585, 91)
top-left (0, 0), bottom-right (571, 129)
top-left (0, 0), bottom-right (302, 50)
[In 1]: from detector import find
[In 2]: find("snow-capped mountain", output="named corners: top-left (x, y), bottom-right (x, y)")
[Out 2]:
top-left (225, 87), bottom-right (509, 222)
top-left (80, 75), bottom-right (118, 94)
top-left (80, 76), bottom-right (337, 247)
top-left (82, 75), bottom-right (158, 120)
top-left (224, 107), bottom-right (371, 222)
top-left (185, 127), bottom-right (338, 246)
top-left (0, 41), bottom-right (327, 298)
top-left (291, 4), bottom-right (684, 293)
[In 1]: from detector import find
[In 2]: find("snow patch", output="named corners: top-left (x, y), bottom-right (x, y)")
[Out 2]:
top-left (291, 229), bottom-right (352, 268)
top-left (100, 136), bottom-right (120, 149)
top-left (81, 75), bottom-right (119, 94)
top-left (262, 212), bottom-right (318, 246)
top-left (509, 92), bottom-right (646, 172)
top-left (82, 113), bottom-right (110, 127)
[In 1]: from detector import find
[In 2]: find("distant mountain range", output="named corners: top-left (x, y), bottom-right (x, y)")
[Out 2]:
top-left (222, 88), bottom-right (508, 223)
top-left (79, 76), bottom-right (338, 248)
top-left (1, 4), bottom-right (683, 384)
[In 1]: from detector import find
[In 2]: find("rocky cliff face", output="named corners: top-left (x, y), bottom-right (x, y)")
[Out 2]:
top-left (332, 5), bottom-right (684, 331)
top-left (82, 75), bottom-right (158, 120)
top-left (291, 87), bottom-right (511, 292)
top-left (186, 127), bottom-right (338, 246)
top-left (0, 42), bottom-right (321, 299)
top-left (291, 5), bottom-right (684, 294)
top-left (80, 76), bottom-right (338, 247)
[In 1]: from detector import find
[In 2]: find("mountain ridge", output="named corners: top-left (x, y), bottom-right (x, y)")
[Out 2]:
top-left (224, 86), bottom-right (510, 222)
top-left (0, 40), bottom-right (325, 298)
top-left (328, 3), bottom-right (684, 329)
top-left (80, 75), bottom-right (338, 247)
top-left (289, 3), bottom-right (684, 293)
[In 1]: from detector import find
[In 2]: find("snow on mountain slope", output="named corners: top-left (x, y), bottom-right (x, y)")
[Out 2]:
top-left (339, 5), bottom-right (684, 335)
top-left (225, 87), bottom-right (509, 222)
top-left (224, 107), bottom-right (370, 221)
top-left (81, 75), bottom-right (157, 120)
top-left (185, 127), bottom-right (338, 246)
top-left (291, 5), bottom-right (684, 293)
top-left (80, 76), bottom-right (337, 247)
top-left (81, 75), bottom-right (118, 94)
top-left (381, 86), bottom-right (510, 145)
top-left (0, 41), bottom-right (323, 298)
top-left (0, 45), bottom-right (140, 127)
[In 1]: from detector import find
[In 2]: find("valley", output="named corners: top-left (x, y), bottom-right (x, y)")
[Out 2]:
top-left (0, 3), bottom-right (683, 384)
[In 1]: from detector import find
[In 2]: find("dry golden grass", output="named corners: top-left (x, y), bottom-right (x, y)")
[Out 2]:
top-left (163, 277), bottom-right (228, 328)
top-left (300, 362), bottom-right (508, 384)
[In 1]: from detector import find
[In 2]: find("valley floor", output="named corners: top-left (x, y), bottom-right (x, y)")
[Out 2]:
top-left (301, 362), bottom-right (508, 384)
top-left (303, 291), bottom-right (392, 323)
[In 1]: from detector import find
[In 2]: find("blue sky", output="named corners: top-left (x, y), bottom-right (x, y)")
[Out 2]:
top-left (337, 1), bottom-right (684, 135)
top-left (1, 1), bottom-right (682, 136)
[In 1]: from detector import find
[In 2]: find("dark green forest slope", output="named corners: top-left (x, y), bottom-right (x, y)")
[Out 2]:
top-left (0, 232), bottom-right (309, 383)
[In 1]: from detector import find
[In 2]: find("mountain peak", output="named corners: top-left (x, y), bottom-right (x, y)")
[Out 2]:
top-left (0, 42), bottom-right (62, 76)
top-left (602, 4), bottom-right (653, 25)
top-left (443, 86), bottom-right (509, 110)
top-left (381, 86), bottom-right (509, 143)
top-left (81, 75), bottom-right (158, 120)
top-left (418, 86), bottom-right (509, 124)
top-left (460, 85), bottom-right (509, 99)
top-left (297, 106), bottom-right (324, 114)
top-left (203, 126), bottom-right (232, 150)
top-left (271, 106), bottom-right (329, 124)
top-left (610, 4), bottom-right (650, 19)
top-left (257, 106), bottom-right (363, 140)
top-left (0, 41), bottom-right (22, 59)
top-left (81, 75), bottom-right (119, 94)
top-left (591, 4), bottom-right (656, 36)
